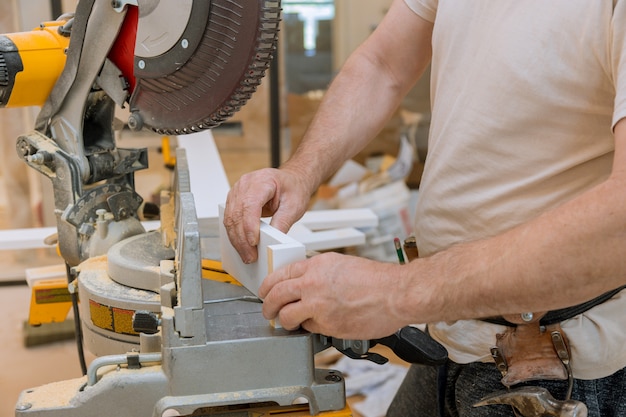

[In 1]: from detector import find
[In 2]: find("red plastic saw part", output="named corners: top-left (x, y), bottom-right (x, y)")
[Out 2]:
top-left (108, 5), bottom-right (138, 94)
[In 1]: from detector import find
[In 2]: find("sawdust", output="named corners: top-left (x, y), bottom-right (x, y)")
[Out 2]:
top-left (19, 377), bottom-right (85, 408)
top-left (78, 255), bottom-right (159, 302)
top-left (160, 195), bottom-right (176, 249)
top-left (76, 255), bottom-right (108, 272)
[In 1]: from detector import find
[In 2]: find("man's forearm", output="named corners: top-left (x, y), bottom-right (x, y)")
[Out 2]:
top-left (393, 170), bottom-right (626, 325)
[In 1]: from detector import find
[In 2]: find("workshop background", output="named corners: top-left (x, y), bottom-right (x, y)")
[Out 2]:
top-left (0, 1), bottom-right (430, 416)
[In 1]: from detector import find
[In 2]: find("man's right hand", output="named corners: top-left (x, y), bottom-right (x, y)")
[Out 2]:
top-left (223, 167), bottom-right (313, 263)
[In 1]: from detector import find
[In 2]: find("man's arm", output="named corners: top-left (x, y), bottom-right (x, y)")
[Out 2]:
top-left (259, 120), bottom-right (626, 339)
top-left (395, 118), bottom-right (626, 325)
top-left (224, 0), bottom-right (433, 263)
top-left (281, 0), bottom-right (433, 192)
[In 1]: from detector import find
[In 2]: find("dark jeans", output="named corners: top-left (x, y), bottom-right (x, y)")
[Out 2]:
top-left (387, 361), bottom-right (626, 417)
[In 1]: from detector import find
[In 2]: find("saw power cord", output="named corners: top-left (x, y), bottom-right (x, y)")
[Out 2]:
top-left (66, 262), bottom-right (87, 376)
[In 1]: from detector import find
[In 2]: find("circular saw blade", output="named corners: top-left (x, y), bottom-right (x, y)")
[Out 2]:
top-left (128, 0), bottom-right (281, 135)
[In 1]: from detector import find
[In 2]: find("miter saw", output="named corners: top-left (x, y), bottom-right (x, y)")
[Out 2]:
top-left (4, 0), bottom-right (282, 268)
top-left (1, 1), bottom-right (447, 416)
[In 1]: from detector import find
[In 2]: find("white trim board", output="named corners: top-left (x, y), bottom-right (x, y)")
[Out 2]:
top-left (218, 205), bottom-right (306, 298)
top-left (177, 131), bottom-right (230, 220)
top-left (288, 208), bottom-right (378, 251)
top-left (0, 221), bottom-right (161, 251)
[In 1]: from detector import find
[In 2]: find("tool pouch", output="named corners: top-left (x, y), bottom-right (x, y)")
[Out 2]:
top-left (493, 313), bottom-right (569, 387)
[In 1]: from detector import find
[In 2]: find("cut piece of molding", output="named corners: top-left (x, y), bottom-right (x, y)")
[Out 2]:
top-left (218, 205), bottom-right (306, 298)
top-left (296, 208), bottom-right (378, 230)
top-left (288, 208), bottom-right (378, 251)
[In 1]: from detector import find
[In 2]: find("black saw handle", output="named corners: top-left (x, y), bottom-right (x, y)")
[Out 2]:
top-left (376, 326), bottom-right (448, 366)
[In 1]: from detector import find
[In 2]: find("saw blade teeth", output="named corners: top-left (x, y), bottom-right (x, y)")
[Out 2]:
top-left (130, 0), bottom-right (282, 133)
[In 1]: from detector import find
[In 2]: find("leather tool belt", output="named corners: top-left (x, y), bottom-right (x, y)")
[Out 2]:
top-left (484, 286), bottom-right (626, 397)
top-left (490, 312), bottom-right (571, 389)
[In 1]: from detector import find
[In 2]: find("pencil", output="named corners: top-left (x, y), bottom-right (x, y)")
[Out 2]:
top-left (394, 237), bottom-right (405, 265)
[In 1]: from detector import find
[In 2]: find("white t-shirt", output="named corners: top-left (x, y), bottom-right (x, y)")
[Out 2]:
top-left (404, 0), bottom-right (626, 379)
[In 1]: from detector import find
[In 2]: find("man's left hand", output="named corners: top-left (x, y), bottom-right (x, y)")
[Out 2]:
top-left (258, 252), bottom-right (408, 340)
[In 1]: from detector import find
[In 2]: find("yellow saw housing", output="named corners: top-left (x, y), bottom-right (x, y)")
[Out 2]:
top-left (0, 20), bottom-right (69, 108)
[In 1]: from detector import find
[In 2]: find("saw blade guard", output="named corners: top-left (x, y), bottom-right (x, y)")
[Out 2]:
top-left (118, 0), bottom-right (281, 134)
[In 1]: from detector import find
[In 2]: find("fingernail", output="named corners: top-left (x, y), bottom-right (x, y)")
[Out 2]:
top-left (243, 254), bottom-right (257, 264)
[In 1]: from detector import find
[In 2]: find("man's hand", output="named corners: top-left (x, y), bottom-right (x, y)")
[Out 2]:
top-left (259, 252), bottom-right (408, 340)
top-left (223, 167), bottom-right (312, 263)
